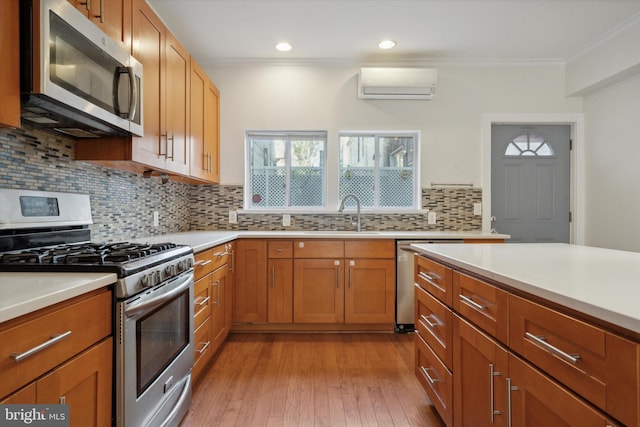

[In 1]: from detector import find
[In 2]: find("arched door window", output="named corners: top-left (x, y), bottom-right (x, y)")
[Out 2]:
top-left (504, 133), bottom-right (554, 157)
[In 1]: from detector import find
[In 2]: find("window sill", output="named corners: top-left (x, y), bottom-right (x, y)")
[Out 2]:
top-left (237, 209), bottom-right (429, 215)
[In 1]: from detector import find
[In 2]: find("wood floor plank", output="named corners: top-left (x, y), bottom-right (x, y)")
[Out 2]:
top-left (180, 333), bottom-right (444, 427)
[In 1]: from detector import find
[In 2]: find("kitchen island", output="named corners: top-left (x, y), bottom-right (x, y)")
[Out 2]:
top-left (410, 242), bottom-right (639, 427)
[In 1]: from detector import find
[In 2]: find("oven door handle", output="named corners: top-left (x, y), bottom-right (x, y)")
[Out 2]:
top-left (125, 272), bottom-right (193, 318)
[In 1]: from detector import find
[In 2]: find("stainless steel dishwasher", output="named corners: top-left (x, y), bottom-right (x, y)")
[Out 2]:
top-left (395, 239), bottom-right (463, 332)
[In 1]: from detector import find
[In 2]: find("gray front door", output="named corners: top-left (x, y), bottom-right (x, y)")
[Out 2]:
top-left (491, 125), bottom-right (571, 243)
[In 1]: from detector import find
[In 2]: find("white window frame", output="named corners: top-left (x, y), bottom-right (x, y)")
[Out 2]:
top-left (337, 130), bottom-right (421, 211)
top-left (244, 130), bottom-right (328, 210)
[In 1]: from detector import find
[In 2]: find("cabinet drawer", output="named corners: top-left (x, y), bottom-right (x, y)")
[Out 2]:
top-left (345, 239), bottom-right (394, 258)
top-left (194, 275), bottom-right (212, 329)
top-left (194, 243), bottom-right (231, 280)
top-left (453, 272), bottom-right (508, 344)
top-left (509, 295), bottom-right (639, 427)
top-left (293, 240), bottom-right (344, 258)
top-left (192, 320), bottom-right (212, 381)
top-left (415, 332), bottom-right (453, 427)
top-left (268, 240), bottom-right (293, 258)
top-left (414, 284), bottom-right (453, 370)
top-left (0, 289), bottom-right (112, 399)
top-left (414, 255), bottom-right (453, 307)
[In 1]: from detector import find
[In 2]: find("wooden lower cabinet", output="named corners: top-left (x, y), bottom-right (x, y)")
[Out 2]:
top-left (268, 258), bottom-right (293, 322)
top-left (38, 338), bottom-right (113, 427)
top-left (453, 316), bottom-right (508, 427)
top-left (345, 258), bottom-right (395, 323)
top-left (192, 242), bottom-right (233, 382)
top-left (508, 354), bottom-right (616, 427)
top-left (416, 254), bottom-right (628, 427)
top-left (0, 288), bottom-right (113, 427)
top-left (293, 258), bottom-right (344, 323)
top-left (233, 239), bottom-right (267, 323)
top-left (2, 339), bottom-right (112, 427)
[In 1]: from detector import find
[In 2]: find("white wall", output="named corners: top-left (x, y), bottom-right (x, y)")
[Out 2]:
top-left (583, 72), bottom-right (640, 252)
top-left (206, 62), bottom-right (583, 189)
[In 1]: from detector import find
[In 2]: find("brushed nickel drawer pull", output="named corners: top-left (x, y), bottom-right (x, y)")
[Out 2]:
top-left (196, 341), bottom-right (210, 354)
top-left (420, 314), bottom-right (439, 329)
top-left (195, 259), bottom-right (212, 267)
top-left (418, 271), bottom-right (435, 282)
top-left (459, 294), bottom-right (487, 311)
top-left (213, 251), bottom-right (229, 258)
top-left (196, 296), bottom-right (210, 306)
top-left (525, 332), bottom-right (581, 364)
top-left (489, 363), bottom-right (502, 422)
top-left (420, 366), bottom-right (440, 385)
top-left (11, 331), bottom-right (72, 362)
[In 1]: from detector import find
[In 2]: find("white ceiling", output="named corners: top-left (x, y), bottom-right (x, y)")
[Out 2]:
top-left (147, 0), bottom-right (640, 65)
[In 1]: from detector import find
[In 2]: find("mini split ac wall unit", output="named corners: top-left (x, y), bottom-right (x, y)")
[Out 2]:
top-left (357, 67), bottom-right (438, 100)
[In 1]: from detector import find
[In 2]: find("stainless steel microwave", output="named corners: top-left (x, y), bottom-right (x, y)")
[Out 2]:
top-left (20, 0), bottom-right (143, 138)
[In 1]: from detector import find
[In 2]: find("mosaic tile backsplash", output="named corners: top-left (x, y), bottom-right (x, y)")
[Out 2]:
top-left (0, 127), bottom-right (481, 241)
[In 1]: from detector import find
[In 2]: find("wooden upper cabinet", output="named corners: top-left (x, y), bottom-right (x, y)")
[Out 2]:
top-left (190, 60), bottom-right (220, 183)
top-left (0, 0), bottom-right (20, 129)
top-left (68, 0), bottom-right (131, 50)
top-left (163, 31), bottom-right (190, 176)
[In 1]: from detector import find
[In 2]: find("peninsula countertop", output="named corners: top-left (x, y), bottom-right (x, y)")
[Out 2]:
top-left (410, 243), bottom-right (640, 336)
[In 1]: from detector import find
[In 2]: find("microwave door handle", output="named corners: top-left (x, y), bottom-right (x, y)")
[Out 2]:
top-left (115, 66), bottom-right (137, 121)
top-left (126, 66), bottom-right (138, 121)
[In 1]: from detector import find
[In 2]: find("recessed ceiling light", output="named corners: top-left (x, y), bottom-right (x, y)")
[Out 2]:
top-left (275, 42), bottom-right (292, 52)
top-left (378, 40), bottom-right (396, 50)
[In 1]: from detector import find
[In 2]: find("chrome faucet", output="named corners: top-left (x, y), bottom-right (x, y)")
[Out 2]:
top-left (338, 194), bottom-right (361, 232)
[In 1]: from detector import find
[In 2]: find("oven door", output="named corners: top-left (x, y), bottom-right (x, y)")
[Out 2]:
top-left (116, 271), bottom-right (194, 427)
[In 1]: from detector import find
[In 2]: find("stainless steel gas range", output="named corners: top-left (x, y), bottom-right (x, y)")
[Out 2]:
top-left (0, 189), bottom-right (194, 427)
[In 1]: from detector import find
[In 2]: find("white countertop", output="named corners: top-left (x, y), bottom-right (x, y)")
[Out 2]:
top-left (134, 230), bottom-right (508, 253)
top-left (0, 272), bottom-right (117, 323)
top-left (0, 231), bottom-right (506, 324)
top-left (410, 243), bottom-right (640, 336)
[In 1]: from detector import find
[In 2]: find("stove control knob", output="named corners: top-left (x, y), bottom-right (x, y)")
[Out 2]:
top-left (165, 264), bottom-right (177, 277)
top-left (141, 272), bottom-right (154, 288)
top-left (177, 260), bottom-right (186, 272)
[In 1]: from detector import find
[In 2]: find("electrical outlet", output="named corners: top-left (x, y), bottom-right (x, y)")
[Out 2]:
top-left (153, 211), bottom-right (159, 227)
top-left (228, 210), bottom-right (238, 224)
top-left (474, 203), bottom-right (482, 216)
top-left (427, 211), bottom-right (437, 225)
top-left (282, 214), bottom-right (291, 227)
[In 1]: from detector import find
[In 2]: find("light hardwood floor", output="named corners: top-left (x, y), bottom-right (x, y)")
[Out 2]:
top-left (180, 332), bottom-right (445, 427)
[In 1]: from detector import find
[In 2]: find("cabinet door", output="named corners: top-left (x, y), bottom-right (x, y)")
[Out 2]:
top-left (233, 240), bottom-right (267, 323)
top-left (69, 0), bottom-right (130, 49)
top-left (508, 354), bottom-right (612, 427)
top-left (37, 338), bottom-right (112, 427)
top-left (210, 264), bottom-right (229, 352)
top-left (189, 60), bottom-right (207, 180)
top-left (293, 259), bottom-right (344, 323)
top-left (453, 316), bottom-right (508, 427)
top-left (268, 258), bottom-right (293, 323)
top-left (0, 0), bottom-right (20, 128)
top-left (344, 258), bottom-right (394, 323)
top-left (204, 79), bottom-right (220, 182)
top-left (164, 31), bottom-right (190, 175)
top-left (131, 0), bottom-right (166, 170)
